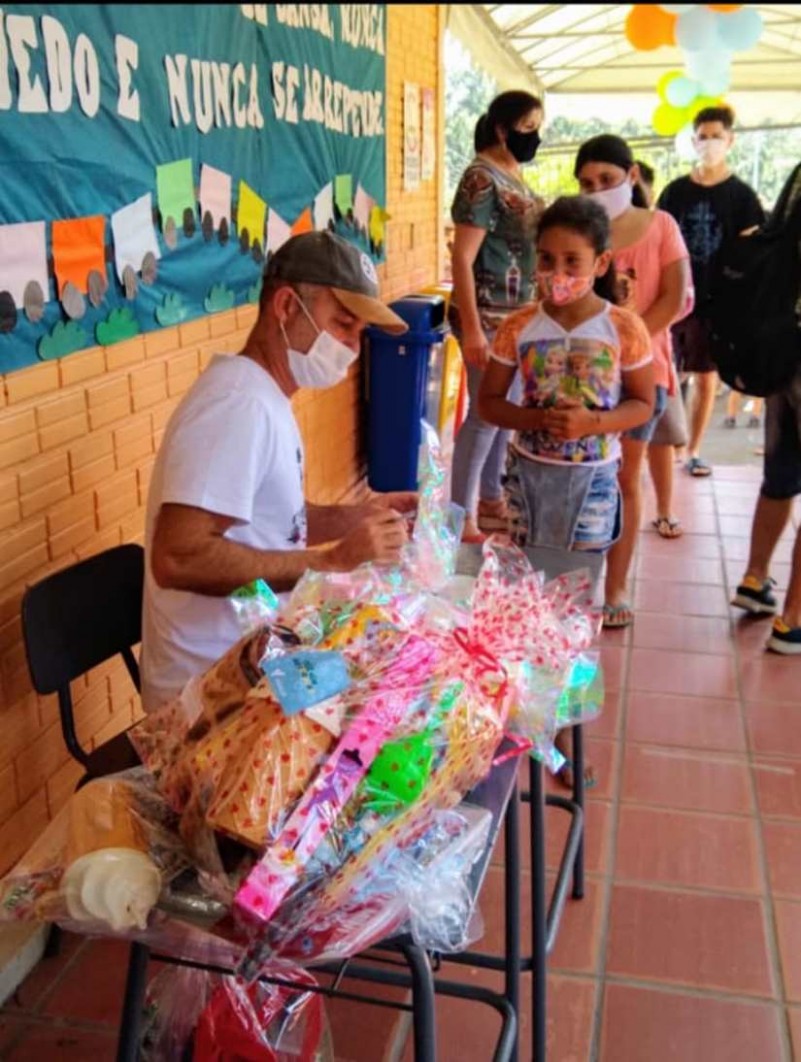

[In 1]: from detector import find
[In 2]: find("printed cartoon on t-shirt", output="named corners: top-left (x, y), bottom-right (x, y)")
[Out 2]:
top-left (287, 445), bottom-right (307, 545)
top-left (517, 335), bottom-right (621, 463)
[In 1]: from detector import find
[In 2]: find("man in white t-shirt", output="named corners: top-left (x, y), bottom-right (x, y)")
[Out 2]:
top-left (141, 231), bottom-right (411, 711)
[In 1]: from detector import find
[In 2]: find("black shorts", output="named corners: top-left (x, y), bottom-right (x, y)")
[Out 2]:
top-left (672, 314), bottom-right (718, 375)
top-left (762, 370), bottom-right (801, 500)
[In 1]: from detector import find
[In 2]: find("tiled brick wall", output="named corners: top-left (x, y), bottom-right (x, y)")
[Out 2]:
top-left (0, 5), bottom-right (443, 873)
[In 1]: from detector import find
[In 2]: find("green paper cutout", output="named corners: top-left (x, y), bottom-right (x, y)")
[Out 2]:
top-left (204, 284), bottom-right (235, 314)
top-left (334, 174), bottom-right (353, 216)
top-left (247, 277), bottom-right (263, 305)
top-left (156, 159), bottom-right (195, 228)
top-left (95, 307), bottom-right (140, 345)
top-left (38, 320), bottom-right (87, 361)
top-left (155, 292), bottom-right (187, 327)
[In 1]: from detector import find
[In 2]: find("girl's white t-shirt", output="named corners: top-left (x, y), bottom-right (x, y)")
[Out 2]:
top-left (141, 354), bottom-right (306, 712)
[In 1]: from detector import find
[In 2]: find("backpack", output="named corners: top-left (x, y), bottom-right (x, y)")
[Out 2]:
top-left (708, 162), bottom-right (801, 397)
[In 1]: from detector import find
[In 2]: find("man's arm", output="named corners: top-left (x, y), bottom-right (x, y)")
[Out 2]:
top-left (307, 493), bottom-right (418, 546)
top-left (151, 503), bottom-right (408, 595)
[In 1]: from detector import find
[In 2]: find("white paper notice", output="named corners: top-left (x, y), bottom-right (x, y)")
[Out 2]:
top-left (266, 209), bottom-right (292, 254)
top-left (313, 182), bottom-right (334, 231)
top-left (199, 164), bottom-right (232, 229)
top-left (110, 194), bottom-right (161, 282)
top-left (353, 183), bottom-right (375, 230)
top-left (0, 221), bottom-right (49, 305)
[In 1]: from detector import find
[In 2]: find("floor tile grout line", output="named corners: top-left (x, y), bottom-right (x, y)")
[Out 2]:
top-left (548, 966), bottom-right (793, 1008)
top-left (587, 573), bottom-right (633, 1062)
top-left (718, 479), bottom-right (795, 1062)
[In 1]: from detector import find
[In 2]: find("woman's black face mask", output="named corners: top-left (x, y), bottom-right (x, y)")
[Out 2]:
top-left (506, 128), bottom-right (541, 163)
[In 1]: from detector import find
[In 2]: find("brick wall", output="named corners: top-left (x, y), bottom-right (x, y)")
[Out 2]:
top-left (0, 4), bottom-right (443, 873)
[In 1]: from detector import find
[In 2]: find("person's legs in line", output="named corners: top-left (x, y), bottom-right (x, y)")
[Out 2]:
top-left (450, 362), bottom-right (500, 540)
top-left (648, 442), bottom-right (682, 537)
top-left (735, 384), bottom-right (801, 620)
top-left (605, 437), bottom-right (647, 626)
top-left (477, 371), bottom-right (522, 531)
top-left (725, 389), bottom-right (742, 428)
top-left (687, 369), bottom-right (719, 471)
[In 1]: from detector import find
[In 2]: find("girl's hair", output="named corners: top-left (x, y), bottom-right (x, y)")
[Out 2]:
top-left (573, 134), bottom-right (648, 209)
top-left (474, 90), bottom-right (543, 152)
top-left (536, 196), bottom-right (620, 304)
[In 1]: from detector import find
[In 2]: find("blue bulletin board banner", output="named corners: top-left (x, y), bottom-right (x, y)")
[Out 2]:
top-left (0, 4), bottom-right (387, 373)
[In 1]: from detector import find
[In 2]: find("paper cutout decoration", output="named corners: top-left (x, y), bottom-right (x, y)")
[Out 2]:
top-left (403, 82), bottom-right (421, 191)
top-left (422, 87), bottom-right (435, 181)
top-left (199, 164), bottom-right (232, 230)
top-left (354, 184), bottom-right (375, 230)
top-left (334, 174), bottom-right (353, 217)
top-left (156, 158), bottom-right (195, 230)
top-left (0, 293), bottom-right (15, 333)
top-left (155, 292), bottom-right (187, 327)
top-left (236, 181), bottom-right (266, 248)
top-left (266, 209), bottom-right (291, 254)
top-left (313, 182), bottom-right (334, 230)
top-left (23, 281), bottom-right (44, 324)
top-left (204, 284), bottom-right (235, 314)
top-left (0, 220), bottom-right (49, 306)
top-left (110, 194), bottom-right (161, 283)
top-left (291, 208), bottom-right (313, 236)
top-left (95, 307), bottom-right (140, 345)
top-left (51, 216), bottom-right (106, 296)
top-left (38, 320), bottom-right (87, 361)
top-left (369, 205), bottom-right (389, 248)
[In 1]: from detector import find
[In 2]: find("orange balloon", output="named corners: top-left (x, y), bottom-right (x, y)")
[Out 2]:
top-left (709, 4), bottom-right (742, 10)
top-left (625, 4), bottom-right (677, 51)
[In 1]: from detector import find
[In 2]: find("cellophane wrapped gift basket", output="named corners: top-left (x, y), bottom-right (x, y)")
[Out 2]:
top-left (0, 423), bottom-right (603, 1060)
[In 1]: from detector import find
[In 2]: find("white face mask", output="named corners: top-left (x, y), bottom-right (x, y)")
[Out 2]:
top-left (280, 292), bottom-right (358, 390)
top-left (695, 138), bottom-right (728, 167)
top-left (588, 179), bottom-right (633, 220)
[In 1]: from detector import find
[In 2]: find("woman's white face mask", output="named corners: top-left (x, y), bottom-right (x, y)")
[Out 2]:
top-left (280, 292), bottom-right (357, 390)
top-left (587, 178), bottom-right (633, 221)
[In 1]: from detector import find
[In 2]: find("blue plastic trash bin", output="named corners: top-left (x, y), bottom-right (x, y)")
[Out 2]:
top-left (366, 295), bottom-right (449, 491)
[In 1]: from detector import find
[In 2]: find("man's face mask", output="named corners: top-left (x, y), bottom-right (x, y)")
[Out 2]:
top-left (694, 136), bottom-right (728, 167)
top-left (280, 291), bottom-right (358, 390)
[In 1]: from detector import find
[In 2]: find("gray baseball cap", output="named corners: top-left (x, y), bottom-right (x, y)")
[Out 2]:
top-left (264, 230), bottom-right (407, 334)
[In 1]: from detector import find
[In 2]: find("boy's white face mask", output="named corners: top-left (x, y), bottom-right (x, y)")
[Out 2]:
top-left (281, 291), bottom-right (357, 390)
top-left (694, 137), bottom-right (728, 167)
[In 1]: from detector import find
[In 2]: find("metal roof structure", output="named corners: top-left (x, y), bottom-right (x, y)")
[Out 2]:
top-left (449, 4), bottom-right (801, 95)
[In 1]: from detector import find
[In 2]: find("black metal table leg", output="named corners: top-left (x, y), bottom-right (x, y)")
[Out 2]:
top-left (571, 725), bottom-right (585, 900)
top-left (400, 943), bottom-right (437, 1062)
top-left (504, 789), bottom-right (521, 1058)
top-left (115, 941), bottom-right (151, 1062)
top-left (529, 758), bottom-right (547, 1061)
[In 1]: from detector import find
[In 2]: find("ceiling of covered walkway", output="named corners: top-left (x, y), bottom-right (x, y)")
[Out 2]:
top-left (447, 4), bottom-right (801, 97)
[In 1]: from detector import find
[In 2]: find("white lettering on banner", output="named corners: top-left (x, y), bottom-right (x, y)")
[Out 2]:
top-left (74, 33), bottom-right (100, 117)
top-left (41, 15), bottom-right (72, 112)
top-left (0, 12), bottom-right (10, 109)
top-left (240, 4), bottom-right (268, 25)
top-left (6, 13), bottom-right (48, 113)
top-left (115, 34), bottom-right (140, 122)
top-left (339, 5), bottom-right (385, 56)
top-left (275, 5), bottom-right (334, 41)
top-left (164, 55), bottom-right (262, 131)
top-left (211, 62), bottom-right (231, 127)
top-left (276, 61), bottom-right (381, 136)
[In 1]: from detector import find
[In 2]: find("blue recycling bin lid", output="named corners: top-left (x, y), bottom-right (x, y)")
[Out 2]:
top-left (367, 294), bottom-right (449, 343)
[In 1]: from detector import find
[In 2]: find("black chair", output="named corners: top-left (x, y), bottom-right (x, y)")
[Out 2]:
top-left (21, 543), bottom-right (145, 784)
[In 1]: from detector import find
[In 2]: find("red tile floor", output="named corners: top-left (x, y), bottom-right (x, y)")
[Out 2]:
top-left (2, 464), bottom-right (801, 1061)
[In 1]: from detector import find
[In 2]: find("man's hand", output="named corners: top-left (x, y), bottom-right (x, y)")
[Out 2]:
top-left (369, 490), bottom-right (418, 514)
top-left (329, 509), bottom-right (408, 569)
top-left (545, 406), bottom-right (600, 442)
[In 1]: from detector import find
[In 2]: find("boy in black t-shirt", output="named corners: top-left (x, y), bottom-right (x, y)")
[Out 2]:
top-left (658, 105), bottom-right (765, 477)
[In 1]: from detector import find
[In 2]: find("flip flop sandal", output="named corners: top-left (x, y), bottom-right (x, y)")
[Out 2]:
top-left (686, 456), bottom-right (712, 477)
top-left (652, 516), bottom-right (683, 539)
top-left (602, 603), bottom-right (634, 629)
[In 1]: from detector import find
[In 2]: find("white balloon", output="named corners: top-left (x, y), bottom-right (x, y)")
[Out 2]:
top-left (717, 7), bottom-right (763, 52)
top-left (659, 4), bottom-right (693, 11)
top-left (674, 124), bottom-right (697, 162)
top-left (676, 6), bottom-right (719, 52)
top-left (699, 67), bottom-right (731, 97)
top-left (666, 75), bottom-right (699, 108)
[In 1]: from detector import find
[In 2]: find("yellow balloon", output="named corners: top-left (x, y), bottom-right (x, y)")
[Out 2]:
top-left (656, 70), bottom-right (683, 103)
top-left (652, 101), bottom-right (687, 136)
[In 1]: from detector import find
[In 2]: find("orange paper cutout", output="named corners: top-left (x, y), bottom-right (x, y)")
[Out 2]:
top-left (291, 208), bottom-right (313, 235)
top-left (51, 216), bottom-right (106, 295)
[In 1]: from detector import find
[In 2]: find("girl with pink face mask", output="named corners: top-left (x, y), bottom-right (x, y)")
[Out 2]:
top-left (575, 135), bottom-right (692, 629)
top-left (479, 196), bottom-right (655, 786)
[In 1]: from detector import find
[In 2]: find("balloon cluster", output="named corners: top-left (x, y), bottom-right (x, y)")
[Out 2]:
top-left (624, 4), bottom-right (764, 142)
